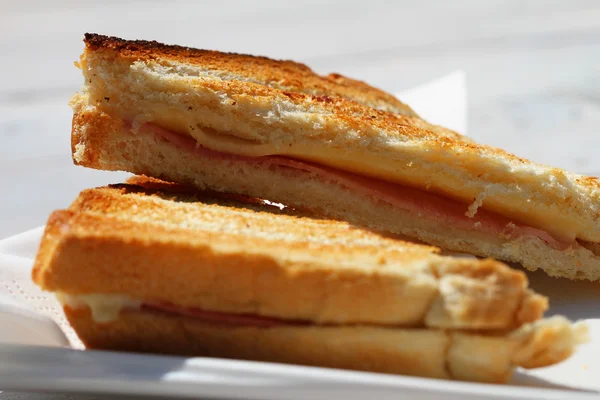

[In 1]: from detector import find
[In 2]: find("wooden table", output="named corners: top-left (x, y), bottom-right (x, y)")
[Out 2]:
top-left (1, 0), bottom-right (599, 398)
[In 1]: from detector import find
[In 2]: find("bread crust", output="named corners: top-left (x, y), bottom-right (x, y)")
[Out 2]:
top-left (83, 33), bottom-right (417, 117)
top-left (63, 306), bottom-right (585, 383)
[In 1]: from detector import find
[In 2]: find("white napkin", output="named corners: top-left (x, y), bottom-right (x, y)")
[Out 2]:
top-left (0, 71), bottom-right (467, 348)
top-left (0, 253), bottom-right (73, 347)
top-left (396, 70), bottom-right (467, 135)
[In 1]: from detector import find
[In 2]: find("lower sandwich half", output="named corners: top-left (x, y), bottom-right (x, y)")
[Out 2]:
top-left (32, 179), bottom-right (587, 384)
top-left (70, 97), bottom-right (600, 281)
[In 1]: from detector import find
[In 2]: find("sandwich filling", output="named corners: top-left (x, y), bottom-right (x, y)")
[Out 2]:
top-left (55, 293), bottom-right (538, 331)
top-left (58, 293), bottom-right (327, 327)
top-left (138, 122), bottom-right (574, 251)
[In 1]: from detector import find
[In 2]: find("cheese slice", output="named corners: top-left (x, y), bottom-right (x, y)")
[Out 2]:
top-left (56, 292), bottom-right (141, 323)
top-left (130, 109), bottom-right (582, 243)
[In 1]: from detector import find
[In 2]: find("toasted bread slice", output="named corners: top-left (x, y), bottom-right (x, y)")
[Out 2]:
top-left (70, 101), bottom-right (600, 281)
top-left (75, 33), bottom-right (600, 246)
top-left (65, 307), bottom-right (585, 383)
top-left (32, 178), bottom-right (586, 382)
top-left (33, 181), bottom-right (546, 329)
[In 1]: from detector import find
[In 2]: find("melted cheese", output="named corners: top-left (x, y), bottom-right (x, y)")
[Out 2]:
top-left (143, 115), bottom-right (581, 243)
top-left (56, 293), bottom-right (141, 323)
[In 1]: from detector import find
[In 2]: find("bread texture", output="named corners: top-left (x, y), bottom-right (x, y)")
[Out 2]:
top-left (64, 306), bottom-right (586, 384)
top-left (33, 181), bottom-right (548, 330)
top-left (82, 33), bottom-right (419, 117)
top-left (76, 33), bottom-right (600, 244)
top-left (70, 101), bottom-right (600, 281)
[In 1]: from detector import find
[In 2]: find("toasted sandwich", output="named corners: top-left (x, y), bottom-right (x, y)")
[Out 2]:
top-left (32, 177), bottom-right (586, 383)
top-left (70, 34), bottom-right (600, 281)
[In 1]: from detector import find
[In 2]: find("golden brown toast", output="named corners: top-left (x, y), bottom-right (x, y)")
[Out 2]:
top-left (31, 178), bottom-right (587, 383)
top-left (33, 178), bottom-right (544, 329)
top-left (71, 34), bottom-right (600, 281)
top-left (82, 33), bottom-right (419, 117)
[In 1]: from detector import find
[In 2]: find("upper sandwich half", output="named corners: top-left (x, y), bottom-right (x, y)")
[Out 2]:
top-left (71, 33), bottom-right (600, 280)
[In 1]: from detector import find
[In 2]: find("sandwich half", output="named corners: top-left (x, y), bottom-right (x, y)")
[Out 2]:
top-left (70, 34), bottom-right (600, 281)
top-left (32, 177), bottom-right (587, 383)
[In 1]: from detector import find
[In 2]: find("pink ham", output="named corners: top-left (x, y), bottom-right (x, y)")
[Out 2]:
top-left (143, 302), bottom-right (309, 327)
top-left (142, 123), bottom-right (572, 251)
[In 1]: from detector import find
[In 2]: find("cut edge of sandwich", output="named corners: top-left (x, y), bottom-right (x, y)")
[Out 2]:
top-left (69, 98), bottom-right (600, 281)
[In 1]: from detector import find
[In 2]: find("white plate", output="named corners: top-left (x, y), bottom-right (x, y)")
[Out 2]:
top-left (0, 227), bottom-right (599, 400)
top-left (1, 72), bottom-right (598, 398)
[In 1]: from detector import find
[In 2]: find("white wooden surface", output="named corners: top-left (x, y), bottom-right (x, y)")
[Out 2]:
top-left (1, 0), bottom-right (599, 398)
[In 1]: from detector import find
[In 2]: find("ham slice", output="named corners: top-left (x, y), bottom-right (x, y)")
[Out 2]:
top-left (141, 123), bottom-right (573, 251)
top-left (143, 303), bottom-right (309, 327)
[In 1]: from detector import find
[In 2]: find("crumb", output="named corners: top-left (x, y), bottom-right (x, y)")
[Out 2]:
top-left (465, 190), bottom-right (488, 218)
